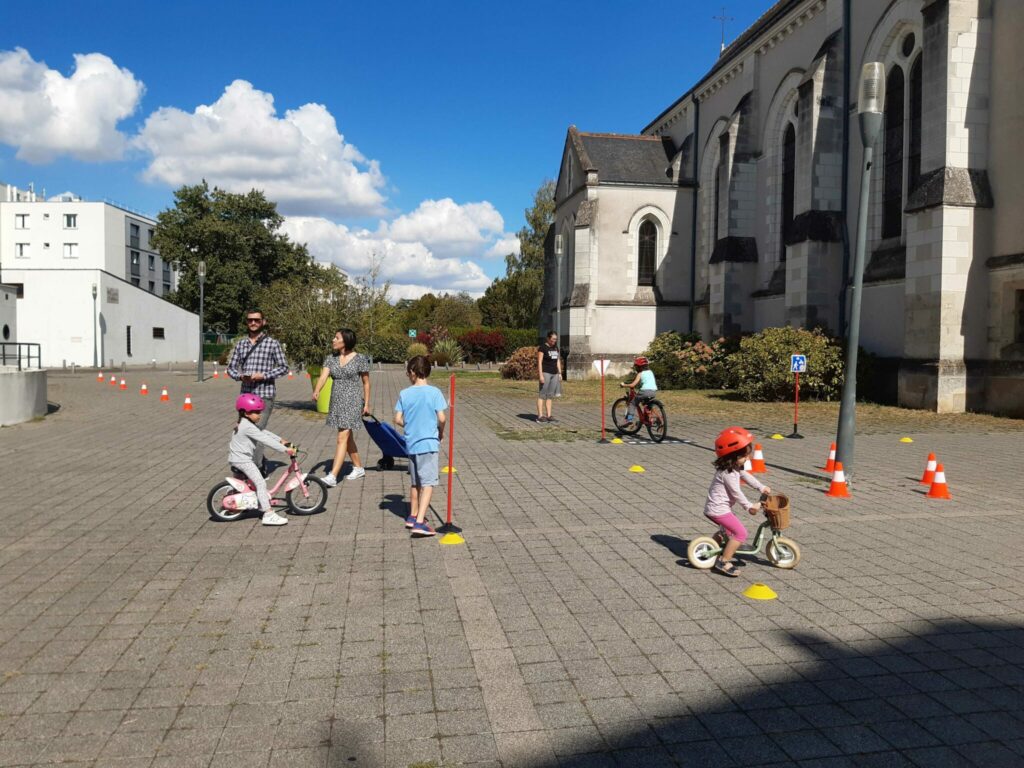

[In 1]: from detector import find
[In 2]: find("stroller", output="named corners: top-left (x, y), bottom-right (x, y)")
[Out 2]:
top-left (362, 415), bottom-right (409, 470)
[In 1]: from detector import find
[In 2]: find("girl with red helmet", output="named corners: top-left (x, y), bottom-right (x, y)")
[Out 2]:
top-left (619, 356), bottom-right (658, 422)
top-left (704, 427), bottom-right (771, 576)
top-left (227, 394), bottom-right (296, 526)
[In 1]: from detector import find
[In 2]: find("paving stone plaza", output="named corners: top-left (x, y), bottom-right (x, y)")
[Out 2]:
top-left (1, 370), bottom-right (1022, 767)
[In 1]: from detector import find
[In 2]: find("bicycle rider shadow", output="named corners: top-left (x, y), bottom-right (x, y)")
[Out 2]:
top-left (650, 534), bottom-right (762, 569)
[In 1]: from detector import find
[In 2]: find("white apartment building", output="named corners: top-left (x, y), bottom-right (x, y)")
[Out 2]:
top-left (0, 183), bottom-right (199, 368)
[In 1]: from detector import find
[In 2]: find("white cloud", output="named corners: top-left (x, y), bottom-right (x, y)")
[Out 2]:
top-left (135, 79), bottom-right (386, 217)
top-left (0, 48), bottom-right (143, 163)
top-left (381, 198), bottom-right (506, 257)
top-left (484, 234), bottom-right (521, 260)
top-left (283, 216), bottom-right (492, 297)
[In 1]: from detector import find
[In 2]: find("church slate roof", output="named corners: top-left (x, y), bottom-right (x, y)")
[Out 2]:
top-left (577, 132), bottom-right (678, 186)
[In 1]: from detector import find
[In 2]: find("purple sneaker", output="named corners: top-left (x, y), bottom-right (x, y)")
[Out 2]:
top-left (405, 515), bottom-right (417, 529)
top-left (411, 521), bottom-right (436, 537)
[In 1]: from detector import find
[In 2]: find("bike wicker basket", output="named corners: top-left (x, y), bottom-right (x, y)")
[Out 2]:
top-left (764, 492), bottom-right (790, 530)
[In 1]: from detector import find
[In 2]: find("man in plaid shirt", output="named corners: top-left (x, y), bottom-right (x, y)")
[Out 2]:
top-left (227, 309), bottom-right (289, 470)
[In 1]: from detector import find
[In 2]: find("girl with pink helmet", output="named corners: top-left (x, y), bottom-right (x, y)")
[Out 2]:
top-left (228, 394), bottom-right (295, 526)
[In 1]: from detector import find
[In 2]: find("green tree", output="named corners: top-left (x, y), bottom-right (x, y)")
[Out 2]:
top-left (154, 182), bottom-right (315, 333)
top-left (477, 179), bottom-right (554, 328)
top-left (254, 265), bottom-right (354, 367)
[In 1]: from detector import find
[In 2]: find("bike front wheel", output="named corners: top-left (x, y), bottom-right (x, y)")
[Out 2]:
top-left (765, 536), bottom-right (801, 569)
top-left (287, 476), bottom-right (328, 515)
top-left (611, 397), bottom-right (642, 434)
top-left (646, 401), bottom-right (667, 443)
top-left (687, 536), bottom-right (720, 569)
top-left (207, 481), bottom-right (245, 522)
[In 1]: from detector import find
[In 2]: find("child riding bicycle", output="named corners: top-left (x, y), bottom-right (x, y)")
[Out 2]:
top-left (704, 426), bottom-right (771, 577)
top-left (229, 393), bottom-right (296, 526)
top-left (620, 356), bottom-right (658, 422)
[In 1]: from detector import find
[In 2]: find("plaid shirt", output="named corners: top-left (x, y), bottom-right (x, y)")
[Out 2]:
top-left (227, 333), bottom-right (288, 399)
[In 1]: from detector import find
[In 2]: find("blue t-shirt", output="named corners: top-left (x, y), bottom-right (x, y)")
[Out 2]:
top-left (639, 370), bottom-right (657, 390)
top-left (395, 384), bottom-right (448, 455)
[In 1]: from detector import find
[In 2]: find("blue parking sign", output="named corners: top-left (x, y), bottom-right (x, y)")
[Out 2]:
top-left (790, 354), bottom-right (807, 373)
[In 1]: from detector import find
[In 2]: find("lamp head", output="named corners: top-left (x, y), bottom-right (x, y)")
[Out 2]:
top-left (198, 260), bottom-right (206, 282)
top-left (91, 283), bottom-right (97, 299)
top-left (858, 62), bottom-right (885, 116)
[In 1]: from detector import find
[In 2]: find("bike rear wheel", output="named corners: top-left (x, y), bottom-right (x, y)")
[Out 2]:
top-left (207, 481), bottom-right (245, 522)
top-left (646, 401), bottom-right (667, 443)
top-left (611, 397), bottom-right (642, 434)
top-left (287, 476), bottom-right (328, 515)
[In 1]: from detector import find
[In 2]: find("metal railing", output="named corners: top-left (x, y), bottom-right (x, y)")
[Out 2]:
top-left (0, 342), bottom-right (42, 371)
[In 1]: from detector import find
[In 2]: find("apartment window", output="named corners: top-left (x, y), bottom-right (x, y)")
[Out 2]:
top-left (131, 277), bottom-right (140, 287)
top-left (882, 65), bottom-right (905, 240)
top-left (15, 243), bottom-right (29, 259)
top-left (63, 243), bottom-right (79, 259)
top-left (64, 213), bottom-right (78, 229)
top-left (148, 228), bottom-right (155, 244)
top-left (148, 254), bottom-right (155, 271)
top-left (130, 223), bottom-right (140, 248)
top-left (148, 281), bottom-right (155, 293)
top-left (15, 214), bottom-right (28, 229)
top-left (162, 263), bottom-right (171, 279)
top-left (162, 282), bottom-right (171, 295)
top-left (637, 220), bottom-right (657, 286)
top-left (1016, 291), bottom-right (1024, 344)
top-left (131, 250), bottom-right (141, 276)
top-left (126, 326), bottom-right (133, 357)
top-left (153, 327), bottom-right (165, 339)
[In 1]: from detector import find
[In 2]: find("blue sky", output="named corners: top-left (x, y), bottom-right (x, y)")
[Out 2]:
top-left (1, 0), bottom-right (767, 298)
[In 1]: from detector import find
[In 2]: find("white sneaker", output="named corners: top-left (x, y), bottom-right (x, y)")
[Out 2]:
top-left (321, 473), bottom-right (338, 487)
top-left (261, 511), bottom-right (288, 526)
top-left (346, 466), bottom-right (366, 480)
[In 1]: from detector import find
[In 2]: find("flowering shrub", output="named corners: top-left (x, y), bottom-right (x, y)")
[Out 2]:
top-left (645, 332), bottom-right (732, 389)
top-left (500, 346), bottom-right (540, 380)
top-left (414, 332), bottom-right (433, 349)
top-left (457, 329), bottom-right (507, 362)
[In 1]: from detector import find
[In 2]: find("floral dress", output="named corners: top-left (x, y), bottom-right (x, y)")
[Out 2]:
top-left (324, 353), bottom-right (370, 430)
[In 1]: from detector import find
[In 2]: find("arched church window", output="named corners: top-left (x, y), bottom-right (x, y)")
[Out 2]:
top-left (714, 133), bottom-right (729, 244)
top-left (781, 124), bottom-right (796, 263)
top-left (908, 55), bottom-right (923, 194)
top-left (882, 65), bottom-right (905, 239)
top-left (638, 220), bottom-right (657, 286)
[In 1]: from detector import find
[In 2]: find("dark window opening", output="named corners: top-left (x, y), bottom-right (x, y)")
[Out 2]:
top-left (153, 327), bottom-right (165, 339)
top-left (126, 326), bottom-right (133, 357)
top-left (638, 220), bottom-right (657, 286)
top-left (902, 33), bottom-right (916, 58)
top-left (1016, 291), bottom-right (1024, 344)
top-left (882, 65), bottom-right (905, 240)
top-left (908, 56), bottom-right (923, 195)
top-left (714, 133), bottom-right (729, 245)
top-left (162, 282), bottom-right (171, 294)
top-left (781, 124), bottom-right (796, 263)
top-left (148, 281), bottom-right (155, 293)
top-left (10, 283), bottom-right (24, 298)
top-left (131, 250), bottom-right (141, 277)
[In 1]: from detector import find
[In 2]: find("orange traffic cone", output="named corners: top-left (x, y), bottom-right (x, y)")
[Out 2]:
top-left (213, 368), bottom-right (219, 379)
top-left (182, 394), bottom-right (193, 411)
top-left (119, 378), bottom-right (127, 391)
top-left (919, 453), bottom-right (937, 485)
top-left (97, 371), bottom-right (104, 383)
top-left (109, 375), bottom-right (117, 386)
top-left (288, 370), bottom-right (294, 379)
top-left (140, 383), bottom-right (148, 396)
top-left (820, 442), bottom-right (836, 473)
top-left (926, 463), bottom-right (951, 499)
top-left (305, 372), bottom-right (311, 378)
top-left (826, 461), bottom-right (851, 498)
top-left (750, 444), bottom-right (767, 473)
top-left (160, 387), bottom-right (169, 402)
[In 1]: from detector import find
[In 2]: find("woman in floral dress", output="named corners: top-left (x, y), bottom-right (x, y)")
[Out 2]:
top-left (312, 328), bottom-right (371, 486)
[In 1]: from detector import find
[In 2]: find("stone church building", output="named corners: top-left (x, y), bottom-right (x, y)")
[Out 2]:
top-left (542, 0), bottom-right (1023, 415)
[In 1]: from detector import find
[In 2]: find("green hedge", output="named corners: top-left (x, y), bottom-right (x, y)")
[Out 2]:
top-left (360, 333), bottom-right (409, 364)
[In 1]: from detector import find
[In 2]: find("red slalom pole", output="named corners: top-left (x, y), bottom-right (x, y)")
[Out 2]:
top-left (598, 359), bottom-right (609, 443)
top-left (788, 370), bottom-right (804, 439)
top-left (445, 373), bottom-right (455, 526)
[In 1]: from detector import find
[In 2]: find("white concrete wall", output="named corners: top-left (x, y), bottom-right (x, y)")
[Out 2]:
top-left (0, 368), bottom-right (47, 426)
top-left (2, 268), bottom-right (198, 368)
top-left (861, 282), bottom-right (906, 357)
top-left (590, 304), bottom-right (689, 356)
top-left (0, 284), bottom-right (16, 343)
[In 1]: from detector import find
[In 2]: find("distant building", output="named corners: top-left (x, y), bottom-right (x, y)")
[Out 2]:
top-left (0, 182), bottom-right (199, 368)
top-left (544, 0), bottom-right (1024, 415)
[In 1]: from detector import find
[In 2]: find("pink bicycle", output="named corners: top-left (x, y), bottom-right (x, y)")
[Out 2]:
top-left (206, 445), bottom-right (328, 521)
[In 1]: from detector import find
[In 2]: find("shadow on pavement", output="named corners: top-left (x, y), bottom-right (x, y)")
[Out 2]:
top-left (379, 493), bottom-right (407, 522)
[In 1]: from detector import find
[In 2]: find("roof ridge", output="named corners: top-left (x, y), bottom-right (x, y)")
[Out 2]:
top-left (579, 131), bottom-right (664, 141)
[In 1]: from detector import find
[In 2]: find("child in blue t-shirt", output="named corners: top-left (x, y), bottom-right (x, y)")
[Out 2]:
top-left (620, 356), bottom-right (658, 421)
top-left (394, 355), bottom-right (448, 537)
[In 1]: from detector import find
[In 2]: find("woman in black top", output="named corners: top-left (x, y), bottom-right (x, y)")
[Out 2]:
top-left (536, 331), bottom-right (562, 423)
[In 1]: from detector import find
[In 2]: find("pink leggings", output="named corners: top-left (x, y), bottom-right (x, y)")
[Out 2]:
top-left (707, 512), bottom-right (748, 543)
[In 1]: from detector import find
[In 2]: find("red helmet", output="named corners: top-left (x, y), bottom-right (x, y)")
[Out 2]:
top-left (714, 426), bottom-right (754, 457)
top-left (235, 393), bottom-right (265, 413)
top-left (634, 356), bottom-right (649, 367)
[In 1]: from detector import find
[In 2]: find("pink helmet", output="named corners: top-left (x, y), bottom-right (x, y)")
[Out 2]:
top-left (235, 393), bottom-right (265, 413)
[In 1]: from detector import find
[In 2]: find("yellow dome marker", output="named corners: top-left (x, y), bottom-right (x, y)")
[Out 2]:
top-left (611, 437), bottom-right (623, 444)
top-left (441, 466), bottom-right (457, 474)
top-left (439, 532), bottom-right (465, 545)
top-left (899, 437), bottom-right (913, 443)
top-left (629, 465), bottom-right (645, 473)
top-left (743, 583), bottom-right (778, 600)
top-left (770, 434), bottom-right (785, 440)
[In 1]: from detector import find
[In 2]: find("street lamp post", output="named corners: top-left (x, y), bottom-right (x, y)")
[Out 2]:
top-left (835, 62), bottom-right (885, 477)
top-left (197, 260), bottom-right (206, 383)
top-left (554, 234), bottom-right (563, 337)
top-left (91, 283), bottom-right (98, 368)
